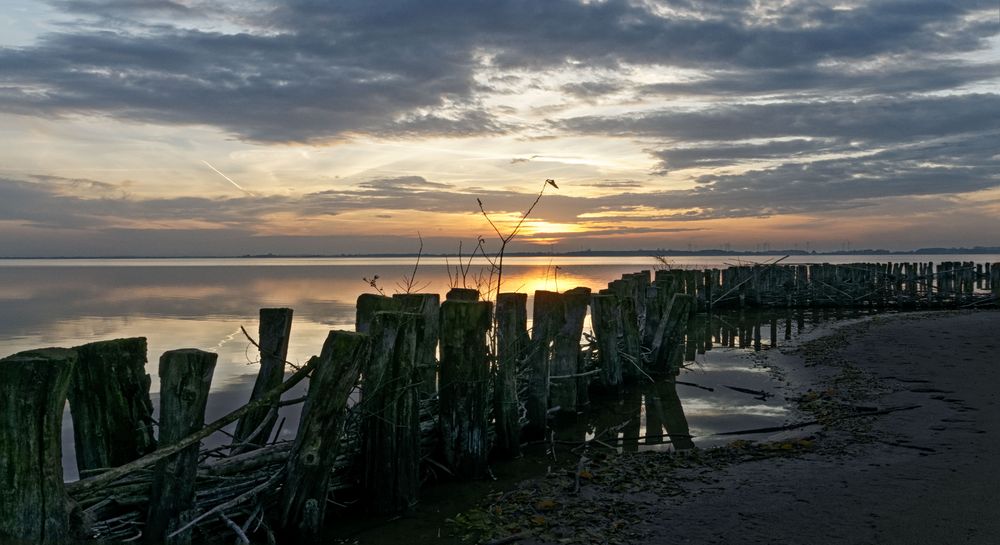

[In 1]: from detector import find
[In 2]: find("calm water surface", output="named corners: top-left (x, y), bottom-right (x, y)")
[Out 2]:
top-left (1, 255), bottom-right (995, 481)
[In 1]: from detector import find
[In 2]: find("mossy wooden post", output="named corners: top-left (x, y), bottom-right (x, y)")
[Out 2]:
top-left (590, 293), bottom-right (623, 391)
top-left (446, 288), bottom-right (480, 301)
top-left (524, 290), bottom-right (562, 439)
top-left (356, 294), bottom-right (398, 334)
top-left (280, 331), bottom-right (367, 542)
top-left (439, 299), bottom-right (492, 479)
top-left (992, 262), bottom-right (1000, 300)
top-left (550, 287), bottom-right (591, 417)
top-left (232, 308), bottom-right (293, 455)
top-left (68, 337), bottom-right (156, 474)
top-left (0, 348), bottom-right (76, 545)
top-left (659, 295), bottom-right (693, 374)
top-left (361, 312), bottom-right (422, 513)
top-left (494, 293), bottom-right (528, 458)
top-left (393, 293), bottom-right (441, 397)
top-left (146, 349), bottom-right (217, 545)
top-left (609, 280), bottom-right (642, 381)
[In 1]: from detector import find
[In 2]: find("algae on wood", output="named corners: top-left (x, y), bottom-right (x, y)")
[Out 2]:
top-left (69, 337), bottom-right (156, 473)
top-left (392, 293), bottom-right (441, 397)
top-left (361, 312), bottom-right (422, 513)
top-left (438, 299), bottom-right (492, 479)
top-left (494, 292), bottom-right (528, 458)
top-left (146, 349), bottom-right (217, 545)
top-left (0, 348), bottom-right (76, 545)
top-left (280, 331), bottom-right (367, 542)
top-left (232, 308), bottom-right (293, 455)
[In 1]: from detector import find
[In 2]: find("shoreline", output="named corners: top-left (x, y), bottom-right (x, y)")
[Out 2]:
top-left (440, 309), bottom-right (1000, 544)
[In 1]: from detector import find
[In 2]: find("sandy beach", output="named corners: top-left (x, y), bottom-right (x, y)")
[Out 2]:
top-left (449, 310), bottom-right (1000, 545)
top-left (636, 309), bottom-right (1000, 544)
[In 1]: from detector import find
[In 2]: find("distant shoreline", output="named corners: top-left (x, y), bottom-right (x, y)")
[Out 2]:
top-left (2, 247), bottom-right (1000, 260)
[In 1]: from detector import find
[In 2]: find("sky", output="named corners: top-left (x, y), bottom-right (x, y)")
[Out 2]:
top-left (0, 0), bottom-right (998, 256)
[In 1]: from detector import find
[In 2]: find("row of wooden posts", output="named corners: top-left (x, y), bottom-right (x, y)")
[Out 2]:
top-left (668, 261), bottom-right (1000, 310)
top-left (2, 262), bottom-right (998, 544)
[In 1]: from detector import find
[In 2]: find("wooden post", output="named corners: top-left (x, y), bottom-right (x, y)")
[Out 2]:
top-left (393, 293), bottom-right (441, 397)
top-left (0, 348), bottom-right (76, 545)
top-left (280, 331), bottom-right (367, 542)
top-left (232, 308), bottom-right (293, 455)
top-left (590, 294), bottom-right (623, 391)
top-left (992, 263), bottom-right (1000, 300)
top-left (609, 280), bottom-right (642, 381)
top-left (361, 312), bottom-right (422, 513)
top-left (549, 287), bottom-right (591, 417)
top-left (494, 293), bottom-right (528, 458)
top-left (438, 299), bottom-right (492, 479)
top-left (446, 288), bottom-right (479, 301)
top-left (146, 349), bottom-right (217, 545)
top-left (356, 294), bottom-right (398, 334)
top-left (525, 290), bottom-right (562, 439)
top-left (68, 337), bottom-right (156, 474)
top-left (653, 294), bottom-right (693, 373)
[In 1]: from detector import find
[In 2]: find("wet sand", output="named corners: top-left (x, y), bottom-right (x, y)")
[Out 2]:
top-left (639, 310), bottom-right (1000, 544)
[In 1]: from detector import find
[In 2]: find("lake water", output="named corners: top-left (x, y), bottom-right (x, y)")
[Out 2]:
top-left (1, 255), bottom-right (996, 481)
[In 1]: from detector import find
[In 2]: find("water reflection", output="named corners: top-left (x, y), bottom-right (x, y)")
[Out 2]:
top-left (0, 260), bottom-right (887, 480)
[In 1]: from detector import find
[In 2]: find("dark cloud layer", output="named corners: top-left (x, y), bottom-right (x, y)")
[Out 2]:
top-left (0, 0), bottom-right (996, 142)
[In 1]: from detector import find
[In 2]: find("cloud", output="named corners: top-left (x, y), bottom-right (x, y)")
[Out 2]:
top-left (0, 0), bottom-right (994, 143)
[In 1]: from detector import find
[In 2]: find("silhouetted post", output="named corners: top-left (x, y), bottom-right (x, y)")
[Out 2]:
top-left (232, 308), bottom-right (293, 455)
top-left (992, 263), bottom-right (1000, 300)
top-left (608, 280), bottom-right (642, 380)
top-left (361, 312), bottom-right (421, 513)
top-left (0, 348), bottom-right (76, 545)
top-left (446, 288), bottom-right (479, 301)
top-left (69, 337), bottom-right (156, 474)
top-left (146, 349), bottom-right (217, 545)
top-left (590, 293), bottom-right (623, 391)
top-left (393, 293), bottom-right (441, 397)
top-left (280, 332), bottom-right (367, 543)
top-left (525, 290), bottom-right (562, 439)
top-left (550, 287), bottom-right (591, 416)
top-left (438, 299), bottom-right (492, 479)
top-left (356, 294), bottom-right (398, 334)
top-left (494, 293), bottom-right (528, 458)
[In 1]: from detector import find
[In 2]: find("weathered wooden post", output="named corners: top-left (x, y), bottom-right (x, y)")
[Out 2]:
top-left (361, 312), bottom-right (422, 513)
top-left (494, 292), bottom-right (528, 458)
top-left (146, 349), bottom-right (217, 545)
top-left (608, 280), bottom-right (642, 380)
top-left (446, 287), bottom-right (480, 301)
top-left (438, 299), bottom-right (492, 479)
top-left (549, 287), bottom-right (591, 417)
top-left (525, 290), bottom-right (562, 439)
top-left (0, 348), bottom-right (76, 545)
top-left (68, 337), bottom-right (156, 474)
top-left (992, 262), bottom-right (1000, 300)
top-left (356, 294), bottom-right (398, 334)
top-left (393, 293), bottom-right (441, 397)
top-left (232, 308), bottom-right (293, 455)
top-left (280, 331), bottom-right (367, 542)
top-left (590, 293), bottom-right (623, 391)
